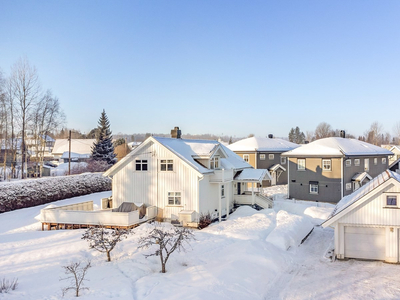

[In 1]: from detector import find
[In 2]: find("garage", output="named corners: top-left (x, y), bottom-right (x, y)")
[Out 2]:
top-left (344, 226), bottom-right (386, 260)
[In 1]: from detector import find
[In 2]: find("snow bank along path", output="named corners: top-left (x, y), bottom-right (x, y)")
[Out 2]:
top-left (1, 186), bottom-right (400, 299)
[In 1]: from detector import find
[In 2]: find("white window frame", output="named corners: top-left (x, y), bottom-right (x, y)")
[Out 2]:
top-left (364, 158), bottom-right (369, 172)
top-left (243, 154), bottom-right (249, 163)
top-left (135, 159), bottom-right (148, 171)
top-left (386, 195), bottom-right (397, 207)
top-left (382, 157), bottom-right (387, 164)
top-left (281, 157), bottom-right (286, 164)
top-left (269, 154), bottom-right (274, 160)
top-left (354, 159), bottom-right (360, 166)
top-left (297, 159), bottom-right (305, 171)
top-left (160, 159), bottom-right (173, 172)
top-left (167, 192), bottom-right (182, 206)
top-left (260, 154), bottom-right (266, 160)
top-left (310, 184), bottom-right (318, 194)
top-left (210, 156), bottom-right (219, 169)
top-left (345, 159), bottom-right (351, 167)
top-left (346, 183), bottom-right (352, 190)
top-left (353, 181), bottom-right (360, 191)
top-left (374, 158), bottom-right (377, 165)
top-left (221, 184), bottom-right (225, 198)
top-left (322, 159), bottom-right (332, 171)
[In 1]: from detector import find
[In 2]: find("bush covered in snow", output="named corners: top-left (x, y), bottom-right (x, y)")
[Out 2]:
top-left (0, 173), bottom-right (111, 213)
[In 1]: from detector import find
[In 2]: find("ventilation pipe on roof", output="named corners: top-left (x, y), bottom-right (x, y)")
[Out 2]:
top-left (340, 130), bottom-right (346, 138)
top-left (171, 127), bottom-right (182, 139)
top-left (268, 134), bottom-right (273, 138)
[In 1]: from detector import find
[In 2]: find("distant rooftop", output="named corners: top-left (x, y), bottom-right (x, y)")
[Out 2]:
top-left (228, 137), bottom-right (299, 152)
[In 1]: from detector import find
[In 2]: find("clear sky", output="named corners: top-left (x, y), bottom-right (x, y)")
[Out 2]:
top-left (0, 1), bottom-right (399, 139)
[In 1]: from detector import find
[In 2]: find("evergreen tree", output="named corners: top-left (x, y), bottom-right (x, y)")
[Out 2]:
top-left (91, 110), bottom-right (116, 165)
top-left (288, 126), bottom-right (305, 144)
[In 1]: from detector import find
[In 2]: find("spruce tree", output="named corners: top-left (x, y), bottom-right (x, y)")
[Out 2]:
top-left (91, 110), bottom-right (116, 165)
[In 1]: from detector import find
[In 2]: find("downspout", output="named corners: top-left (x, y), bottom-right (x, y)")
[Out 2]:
top-left (341, 157), bottom-right (344, 199)
top-left (287, 156), bottom-right (290, 199)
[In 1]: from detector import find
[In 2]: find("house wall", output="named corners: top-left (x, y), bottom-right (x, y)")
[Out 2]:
top-left (333, 181), bottom-right (400, 262)
top-left (199, 178), bottom-right (233, 219)
top-left (232, 151), bottom-right (256, 168)
top-left (342, 155), bottom-right (389, 197)
top-left (112, 141), bottom-right (201, 220)
top-left (287, 157), bottom-right (342, 203)
top-left (257, 151), bottom-right (288, 185)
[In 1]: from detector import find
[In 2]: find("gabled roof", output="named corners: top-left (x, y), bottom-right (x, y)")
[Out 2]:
top-left (228, 137), bottom-right (299, 152)
top-left (269, 164), bottom-right (286, 172)
top-left (322, 170), bottom-right (400, 227)
top-left (104, 136), bottom-right (252, 177)
top-left (52, 139), bottom-right (95, 155)
top-left (282, 137), bottom-right (393, 158)
top-left (234, 169), bottom-right (272, 182)
top-left (389, 145), bottom-right (400, 153)
top-left (389, 158), bottom-right (400, 170)
top-left (351, 172), bottom-right (372, 182)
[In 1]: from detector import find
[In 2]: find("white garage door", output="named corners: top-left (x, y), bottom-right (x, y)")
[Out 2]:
top-left (344, 226), bottom-right (385, 260)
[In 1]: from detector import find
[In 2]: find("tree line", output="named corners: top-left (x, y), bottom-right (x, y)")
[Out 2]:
top-left (0, 58), bottom-right (65, 178)
top-left (288, 121), bottom-right (400, 145)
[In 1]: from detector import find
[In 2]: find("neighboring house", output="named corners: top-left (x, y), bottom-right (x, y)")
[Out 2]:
top-left (282, 134), bottom-right (393, 203)
top-left (26, 134), bottom-right (55, 159)
top-left (389, 158), bottom-right (400, 174)
top-left (52, 139), bottom-right (95, 162)
top-left (0, 138), bottom-right (23, 166)
top-left (322, 170), bottom-right (400, 262)
top-left (228, 135), bottom-right (299, 186)
top-left (103, 132), bottom-right (272, 225)
top-left (381, 145), bottom-right (400, 165)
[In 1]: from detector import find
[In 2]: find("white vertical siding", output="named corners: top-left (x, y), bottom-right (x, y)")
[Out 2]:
top-left (112, 141), bottom-right (201, 219)
top-left (199, 178), bottom-right (233, 218)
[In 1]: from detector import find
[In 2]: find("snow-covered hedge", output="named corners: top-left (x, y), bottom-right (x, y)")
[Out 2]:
top-left (0, 173), bottom-right (111, 213)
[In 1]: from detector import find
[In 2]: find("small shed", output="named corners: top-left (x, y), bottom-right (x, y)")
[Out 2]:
top-left (322, 170), bottom-right (400, 262)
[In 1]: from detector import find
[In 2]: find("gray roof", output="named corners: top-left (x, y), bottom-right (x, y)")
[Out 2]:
top-left (228, 137), bottom-right (299, 152)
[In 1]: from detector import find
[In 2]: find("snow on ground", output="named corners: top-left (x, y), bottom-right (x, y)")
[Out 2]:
top-left (1, 186), bottom-right (400, 299)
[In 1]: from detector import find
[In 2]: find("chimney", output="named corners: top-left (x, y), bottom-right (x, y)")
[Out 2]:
top-left (340, 130), bottom-right (346, 138)
top-left (171, 126), bottom-right (182, 139)
top-left (268, 134), bottom-right (273, 138)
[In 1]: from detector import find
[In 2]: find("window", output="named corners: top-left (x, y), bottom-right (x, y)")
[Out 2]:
top-left (345, 159), bottom-right (351, 167)
top-left (354, 159), bottom-right (360, 166)
top-left (310, 184), bottom-right (318, 194)
top-left (243, 154), bottom-right (249, 162)
top-left (353, 181), bottom-right (360, 191)
top-left (364, 158), bottom-right (369, 172)
top-left (168, 192), bottom-right (181, 205)
top-left (160, 159), bottom-right (173, 171)
top-left (281, 157), bottom-right (286, 165)
top-left (297, 159), bottom-right (305, 170)
top-left (382, 157), bottom-right (387, 164)
top-left (260, 154), bottom-right (266, 160)
top-left (386, 195), bottom-right (397, 206)
top-left (269, 154), bottom-right (274, 160)
top-left (346, 183), bottom-right (352, 190)
top-left (322, 159), bottom-right (332, 171)
top-left (210, 157), bottom-right (219, 169)
top-left (135, 160), bottom-right (148, 171)
top-left (374, 158), bottom-right (377, 165)
top-left (221, 184), bottom-right (225, 198)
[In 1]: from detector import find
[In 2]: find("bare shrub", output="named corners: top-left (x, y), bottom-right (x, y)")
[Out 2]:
top-left (82, 226), bottom-right (131, 262)
top-left (60, 260), bottom-right (91, 297)
top-left (138, 223), bottom-right (194, 273)
top-left (198, 212), bottom-right (212, 229)
top-left (0, 277), bottom-right (18, 293)
top-left (85, 159), bottom-right (111, 173)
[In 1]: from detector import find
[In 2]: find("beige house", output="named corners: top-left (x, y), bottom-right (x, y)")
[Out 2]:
top-left (323, 170), bottom-right (400, 262)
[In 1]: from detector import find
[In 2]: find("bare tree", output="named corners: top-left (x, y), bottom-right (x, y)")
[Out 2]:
top-left (60, 260), bottom-right (91, 297)
top-left (314, 122), bottom-right (334, 140)
top-left (82, 226), bottom-right (131, 262)
top-left (393, 121), bottom-right (400, 144)
top-left (10, 58), bottom-right (40, 179)
top-left (138, 224), bottom-right (194, 273)
top-left (305, 131), bottom-right (315, 143)
top-left (364, 121), bottom-right (384, 145)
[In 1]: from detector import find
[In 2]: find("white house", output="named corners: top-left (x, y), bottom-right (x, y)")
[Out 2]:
top-left (103, 135), bottom-right (272, 225)
top-left (322, 170), bottom-right (400, 262)
top-left (52, 139), bottom-right (95, 162)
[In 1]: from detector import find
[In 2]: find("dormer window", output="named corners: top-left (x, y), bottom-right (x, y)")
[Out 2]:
top-left (210, 157), bottom-right (219, 169)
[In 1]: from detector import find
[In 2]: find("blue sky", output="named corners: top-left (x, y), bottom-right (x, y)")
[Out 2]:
top-left (0, 1), bottom-right (399, 138)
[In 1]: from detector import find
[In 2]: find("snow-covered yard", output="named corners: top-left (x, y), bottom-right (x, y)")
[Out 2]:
top-left (1, 186), bottom-right (400, 299)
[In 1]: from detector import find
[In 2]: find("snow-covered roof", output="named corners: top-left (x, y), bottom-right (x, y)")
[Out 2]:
top-left (269, 164), bottom-right (286, 172)
top-left (104, 137), bottom-right (252, 177)
top-left (234, 169), bottom-right (272, 182)
top-left (389, 158), bottom-right (400, 170)
top-left (389, 145), bottom-right (400, 153)
top-left (323, 170), bottom-right (400, 227)
top-left (228, 137), bottom-right (299, 152)
top-left (60, 151), bottom-right (91, 159)
top-left (52, 139), bottom-right (95, 155)
top-left (282, 137), bottom-right (393, 157)
top-left (153, 137), bottom-right (250, 174)
top-left (351, 172), bottom-right (372, 182)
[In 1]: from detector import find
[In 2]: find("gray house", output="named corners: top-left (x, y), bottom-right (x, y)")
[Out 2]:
top-left (228, 136), bottom-right (299, 186)
top-left (282, 135), bottom-right (393, 203)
